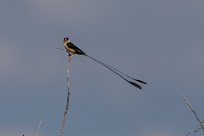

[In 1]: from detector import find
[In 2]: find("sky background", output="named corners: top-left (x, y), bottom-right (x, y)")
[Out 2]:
top-left (0, 0), bottom-right (204, 136)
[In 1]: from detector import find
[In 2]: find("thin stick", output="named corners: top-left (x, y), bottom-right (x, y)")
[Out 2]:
top-left (181, 94), bottom-right (204, 134)
top-left (59, 56), bottom-right (71, 136)
top-left (35, 118), bottom-right (43, 136)
top-left (57, 48), bottom-right (66, 51)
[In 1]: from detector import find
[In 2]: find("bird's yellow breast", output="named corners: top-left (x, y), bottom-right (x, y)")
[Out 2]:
top-left (64, 43), bottom-right (76, 54)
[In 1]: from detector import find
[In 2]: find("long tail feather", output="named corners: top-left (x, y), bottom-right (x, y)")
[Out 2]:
top-left (85, 55), bottom-right (128, 81)
top-left (128, 81), bottom-right (142, 89)
top-left (135, 80), bottom-right (147, 84)
top-left (100, 61), bottom-right (147, 84)
top-left (84, 54), bottom-right (143, 89)
top-left (85, 54), bottom-right (146, 84)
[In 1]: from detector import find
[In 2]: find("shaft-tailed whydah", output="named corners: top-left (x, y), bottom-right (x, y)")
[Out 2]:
top-left (63, 37), bottom-right (147, 89)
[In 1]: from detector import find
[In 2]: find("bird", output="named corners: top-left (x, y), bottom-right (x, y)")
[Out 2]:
top-left (63, 37), bottom-right (147, 89)
top-left (64, 37), bottom-right (86, 56)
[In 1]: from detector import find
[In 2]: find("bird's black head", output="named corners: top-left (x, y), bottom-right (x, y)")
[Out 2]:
top-left (64, 37), bottom-right (69, 42)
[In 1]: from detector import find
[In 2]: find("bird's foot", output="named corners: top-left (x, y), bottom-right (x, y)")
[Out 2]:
top-left (68, 54), bottom-right (72, 62)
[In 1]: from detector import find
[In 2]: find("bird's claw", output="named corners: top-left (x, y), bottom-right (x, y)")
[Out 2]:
top-left (68, 54), bottom-right (72, 62)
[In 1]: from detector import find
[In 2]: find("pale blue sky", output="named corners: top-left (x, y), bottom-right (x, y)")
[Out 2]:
top-left (0, 0), bottom-right (204, 136)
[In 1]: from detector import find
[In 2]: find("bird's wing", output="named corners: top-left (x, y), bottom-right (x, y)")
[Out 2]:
top-left (68, 42), bottom-right (86, 55)
top-left (68, 42), bottom-right (81, 50)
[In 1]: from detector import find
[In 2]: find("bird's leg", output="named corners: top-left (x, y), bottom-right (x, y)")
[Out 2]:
top-left (67, 53), bottom-right (72, 62)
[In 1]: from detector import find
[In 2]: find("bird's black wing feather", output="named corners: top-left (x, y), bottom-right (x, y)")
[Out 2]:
top-left (68, 42), bottom-right (86, 55)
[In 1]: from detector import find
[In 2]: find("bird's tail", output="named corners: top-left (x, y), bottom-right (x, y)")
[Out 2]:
top-left (84, 54), bottom-right (146, 89)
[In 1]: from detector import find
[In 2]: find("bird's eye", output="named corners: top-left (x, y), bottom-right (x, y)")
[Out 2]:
top-left (64, 37), bottom-right (69, 41)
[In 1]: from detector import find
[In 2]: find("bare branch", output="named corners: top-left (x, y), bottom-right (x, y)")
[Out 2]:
top-left (185, 126), bottom-right (204, 136)
top-left (181, 93), bottom-right (204, 135)
top-left (59, 56), bottom-right (71, 136)
top-left (36, 117), bottom-right (43, 136)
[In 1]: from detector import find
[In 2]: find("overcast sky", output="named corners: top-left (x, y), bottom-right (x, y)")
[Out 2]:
top-left (0, 0), bottom-right (204, 136)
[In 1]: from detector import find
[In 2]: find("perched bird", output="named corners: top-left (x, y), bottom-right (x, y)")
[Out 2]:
top-left (64, 37), bottom-right (85, 56)
top-left (63, 37), bottom-right (147, 89)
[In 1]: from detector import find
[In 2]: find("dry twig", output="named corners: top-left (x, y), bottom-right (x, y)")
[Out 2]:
top-left (181, 94), bottom-right (204, 136)
top-left (59, 56), bottom-right (71, 136)
top-left (36, 118), bottom-right (43, 136)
